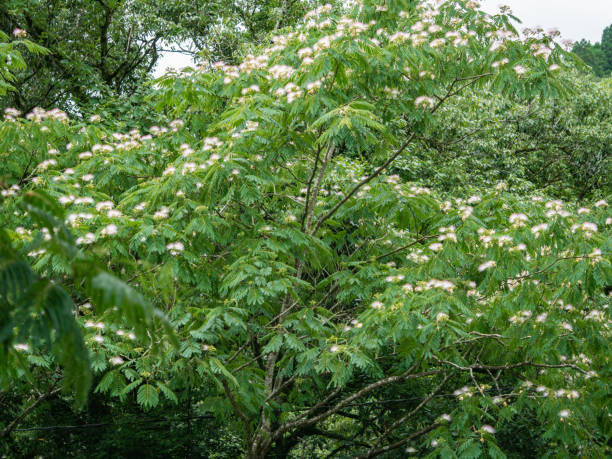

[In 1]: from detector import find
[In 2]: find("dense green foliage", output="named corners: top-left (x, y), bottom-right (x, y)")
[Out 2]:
top-left (406, 74), bottom-right (611, 200)
top-left (1, 1), bottom-right (611, 457)
top-left (0, 0), bottom-right (318, 114)
top-left (572, 24), bottom-right (612, 77)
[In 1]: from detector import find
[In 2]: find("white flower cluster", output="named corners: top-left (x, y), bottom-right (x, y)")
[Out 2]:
top-left (571, 222), bottom-right (598, 238)
top-left (4, 107), bottom-right (21, 121)
top-left (459, 205), bottom-right (473, 220)
top-left (414, 96), bottom-right (435, 109)
top-left (180, 143), bottom-right (194, 157)
top-left (38, 158), bottom-right (58, 171)
top-left (407, 248), bottom-right (429, 263)
top-left (509, 212), bottom-right (528, 227)
top-left (67, 212), bottom-right (94, 226)
top-left (304, 3), bottom-right (332, 20)
top-left (531, 43), bottom-right (552, 60)
top-left (531, 223), bottom-right (548, 237)
top-left (509, 310), bottom-right (532, 324)
top-left (240, 54), bottom-right (269, 74)
top-left (92, 143), bottom-right (115, 154)
top-left (149, 125), bottom-right (169, 136)
top-left (154, 206), bottom-right (170, 220)
top-left (415, 279), bottom-right (455, 293)
top-left (26, 107), bottom-right (69, 123)
top-left (203, 137), bottom-right (223, 151)
top-left (169, 119), bottom-right (184, 130)
top-left (409, 185), bottom-right (431, 195)
top-left (76, 232), bottom-right (96, 245)
top-left (478, 260), bottom-right (496, 272)
top-left (181, 162), bottom-right (197, 175)
top-left (453, 385), bottom-right (474, 400)
top-left (478, 228), bottom-right (495, 248)
top-left (1, 184), bottom-right (21, 197)
top-left (336, 16), bottom-right (370, 36)
top-left (268, 65), bottom-right (296, 80)
top-left (274, 82), bottom-right (304, 102)
top-left (545, 200), bottom-right (570, 218)
top-left (166, 241), bottom-right (184, 255)
top-left (101, 224), bottom-right (118, 237)
top-left (241, 84), bottom-right (260, 96)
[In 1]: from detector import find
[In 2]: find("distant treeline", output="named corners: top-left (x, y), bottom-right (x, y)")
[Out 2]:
top-left (572, 24), bottom-right (612, 77)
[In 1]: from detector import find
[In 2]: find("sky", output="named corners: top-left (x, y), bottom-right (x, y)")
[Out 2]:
top-left (154, 0), bottom-right (612, 76)
top-left (481, 0), bottom-right (612, 43)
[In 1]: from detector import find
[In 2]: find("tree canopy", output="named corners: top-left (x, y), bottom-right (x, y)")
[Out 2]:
top-left (572, 24), bottom-right (612, 77)
top-left (0, 0), bottom-right (318, 115)
top-left (1, 0), bottom-right (611, 457)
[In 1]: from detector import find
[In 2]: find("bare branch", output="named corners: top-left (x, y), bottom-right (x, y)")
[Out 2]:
top-left (366, 373), bottom-right (451, 454)
top-left (305, 144), bottom-right (335, 232)
top-left (222, 380), bottom-right (252, 438)
top-left (355, 422), bottom-right (442, 459)
top-left (375, 234), bottom-right (438, 261)
top-left (275, 365), bottom-right (441, 437)
top-left (435, 358), bottom-right (587, 375)
top-left (301, 145), bottom-right (322, 230)
top-left (1, 387), bottom-right (61, 437)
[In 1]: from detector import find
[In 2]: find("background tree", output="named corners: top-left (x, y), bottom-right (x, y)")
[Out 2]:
top-left (0, 0), bottom-right (324, 115)
top-left (1, 0), bottom-right (611, 457)
top-left (602, 24), bottom-right (612, 73)
top-left (400, 74), bottom-right (611, 201)
top-left (572, 23), bottom-right (612, 77)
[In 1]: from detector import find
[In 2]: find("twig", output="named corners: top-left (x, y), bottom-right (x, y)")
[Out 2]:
top-left (311, 133), bottom-right (416, 235)
top-left (275, 365), bottom-right (440, 437)
top-left (435, 358), bottom-right (586, 375)
top-left (2, 387), bottom-right (61, 437)
top-left (367, 374), bottom-right (450, 453)
top-left (354, 423), bottom-right (442, 459)
top-left (375, 234), bottom-right (438, 261)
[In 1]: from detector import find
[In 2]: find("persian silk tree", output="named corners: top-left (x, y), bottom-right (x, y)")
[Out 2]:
top-left (0, 27), bottom-right (48, 96)
top-left (1, 0), bottom-right (611, 457)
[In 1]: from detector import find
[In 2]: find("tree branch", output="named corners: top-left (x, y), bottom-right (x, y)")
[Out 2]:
top-left (435, 358), bottom-right (587, 375)
top-left (311, 133), bottom-right (415, 235)
top-left (301, 145), bottom-right (322, 230)
top-left (375, 234), bottom-right (438, 261)
top-left (366, 373), bottom-right (450, 454)
top-left (275, 365), bottom-right (440, 437)
top-left (222, 380), bottom-right (252, 439)
top-left (1, 387), bottom-right (61, 437)
top-left (304, 144), bottom-right (335, 232)
top-left (355, 422), bottom-right (441, 458)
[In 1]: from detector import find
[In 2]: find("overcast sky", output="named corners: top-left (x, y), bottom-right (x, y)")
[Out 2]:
top-left (155, 0), bottom-right (612, 76)
top-left (482, 0), bottom-right (611, 43)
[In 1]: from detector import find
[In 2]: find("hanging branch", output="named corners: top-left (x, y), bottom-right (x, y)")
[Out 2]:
top-left (1, 387), bottom-right (61, 438)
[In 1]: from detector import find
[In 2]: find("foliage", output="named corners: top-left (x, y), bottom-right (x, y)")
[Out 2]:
top-left (0, 188), bottom-right (172, 409)
top-left (400, 73), bottom-right (611, 201)
top-left (572, 24), bottom-right (612, 78)
top-left (1, 390), bottom-right (244, 458)
top-left (0, 0), bottom-right (325, 114)
top-left (1, 0), bottom-right (611, 457)
top-left (0, 27), bottom-right (48, 96)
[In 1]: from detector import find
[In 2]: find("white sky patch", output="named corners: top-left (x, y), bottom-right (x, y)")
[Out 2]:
top-left (154, 0), bottom-right (612, 78)
top-left (482, 0), bottom-right (612, 43)
top-left (154, 51), bottom-right (196, 78)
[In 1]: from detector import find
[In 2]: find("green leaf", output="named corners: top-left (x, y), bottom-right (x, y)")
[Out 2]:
top-left (156, 381), bottom-right (178, 404)
top-left (137, 383), bottom-right (159, 410)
